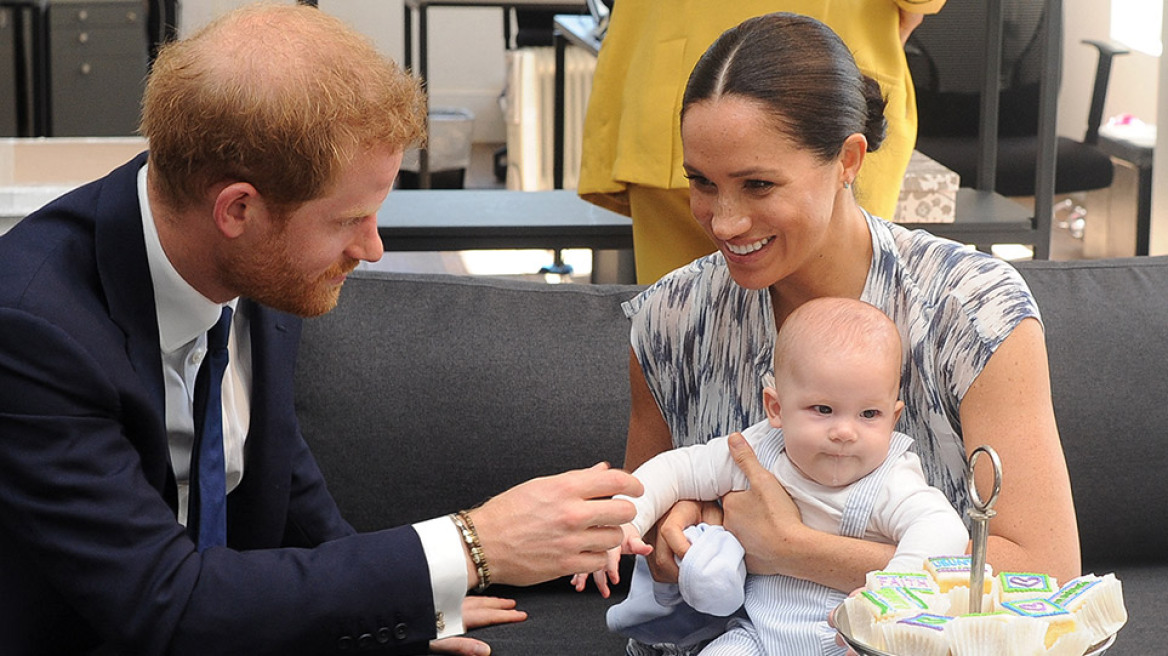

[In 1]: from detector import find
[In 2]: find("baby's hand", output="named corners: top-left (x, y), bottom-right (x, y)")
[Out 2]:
top-left (570, 548), bottom-right (619, 598)
top-left (570, 524), bottom-right (652, 598)
top-left (620, 524), bottom-right (653, 559)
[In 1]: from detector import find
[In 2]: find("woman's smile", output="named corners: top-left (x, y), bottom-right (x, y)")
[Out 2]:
top-left (725, 236), bottom-right (774, 256)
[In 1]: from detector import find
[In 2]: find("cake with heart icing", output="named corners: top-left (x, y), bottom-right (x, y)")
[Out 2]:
top-left (842, 558), bottom-right (1126, 655)
top-left (995, 572), bottom-right (1060, 606)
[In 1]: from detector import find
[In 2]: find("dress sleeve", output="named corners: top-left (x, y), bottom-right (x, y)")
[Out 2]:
top-left (624, 257), bottom-right (775, 447)
top-left (622, 261), bottom-right (707, 442)
top-left (937, 256), bottom-right (1041, 402)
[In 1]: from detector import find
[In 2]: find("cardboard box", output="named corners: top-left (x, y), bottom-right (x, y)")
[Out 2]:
top-left (894, 150), bottom-right (960, 223)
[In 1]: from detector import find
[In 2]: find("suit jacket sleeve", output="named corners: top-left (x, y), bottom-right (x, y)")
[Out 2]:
top-left (0, 307), bottom-right (438, 655)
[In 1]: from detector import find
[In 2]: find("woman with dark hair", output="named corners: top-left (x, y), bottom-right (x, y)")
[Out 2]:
top-left (616, 12), bottom-right (1079, 655)
top-left (578, 1), bottom-right (945, 284)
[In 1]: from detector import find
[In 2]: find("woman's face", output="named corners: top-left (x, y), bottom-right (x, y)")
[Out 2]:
top-left (681, 96), bottom-right (845, 291)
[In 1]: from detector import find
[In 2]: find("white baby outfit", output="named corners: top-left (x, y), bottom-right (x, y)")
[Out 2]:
top-left (607, 420), bottom-right (969, 655)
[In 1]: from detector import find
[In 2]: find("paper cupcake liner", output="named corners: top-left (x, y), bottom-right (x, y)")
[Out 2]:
top-left (879, 620), bottom-right (951, 656)
top-left (947, 613), bottom-right (1046, 656)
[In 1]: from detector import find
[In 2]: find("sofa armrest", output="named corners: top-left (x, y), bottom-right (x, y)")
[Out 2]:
top-left (1014, 256), bottom-right (1168, 570)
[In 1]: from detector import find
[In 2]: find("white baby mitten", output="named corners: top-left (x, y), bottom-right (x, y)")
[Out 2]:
top-left (676, 523), bottom-right (747, 617)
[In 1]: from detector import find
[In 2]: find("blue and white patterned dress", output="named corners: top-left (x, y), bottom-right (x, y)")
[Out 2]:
top-left (623, 211), bottom-right (1040, 528)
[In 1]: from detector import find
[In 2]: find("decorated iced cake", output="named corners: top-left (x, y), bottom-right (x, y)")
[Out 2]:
top-left (843, 556), bottom-right (1126, 656)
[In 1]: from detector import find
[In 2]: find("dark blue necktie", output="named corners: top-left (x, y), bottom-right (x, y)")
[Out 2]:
top-left (189, 306), bottom-right (232, 551)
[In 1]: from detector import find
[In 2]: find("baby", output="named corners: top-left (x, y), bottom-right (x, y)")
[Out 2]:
top-left (576, 297), bottom-right (969, 654)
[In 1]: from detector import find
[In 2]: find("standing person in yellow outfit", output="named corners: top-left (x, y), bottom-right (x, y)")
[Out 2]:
top-left (578, 1), bottom-right (946, 283)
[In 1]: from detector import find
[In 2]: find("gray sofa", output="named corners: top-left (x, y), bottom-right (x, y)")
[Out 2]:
top-left (295, 256), bottom-right (1168, 655)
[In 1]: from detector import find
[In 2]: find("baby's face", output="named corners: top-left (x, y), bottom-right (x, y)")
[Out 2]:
top-left (768, 348), bottom-right (902, 487)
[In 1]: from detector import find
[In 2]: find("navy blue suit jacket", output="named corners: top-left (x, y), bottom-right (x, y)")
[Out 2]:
top-left (0, 154), bottom-right (437, 655)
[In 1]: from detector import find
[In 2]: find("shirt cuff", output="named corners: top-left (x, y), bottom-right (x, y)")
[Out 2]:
top-left (413, 516), bottom-right (468, 639)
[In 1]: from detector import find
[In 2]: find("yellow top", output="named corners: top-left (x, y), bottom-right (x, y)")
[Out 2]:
top-left (578, 0), bottom-right (947, 220)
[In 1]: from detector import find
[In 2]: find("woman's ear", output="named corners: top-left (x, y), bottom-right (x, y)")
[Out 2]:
top-left (840, 132), bottom-right (867, 188)
top-left (763, 385), bottom-right (783, 429)
top-left (212, 182), bottom-right (263, 239)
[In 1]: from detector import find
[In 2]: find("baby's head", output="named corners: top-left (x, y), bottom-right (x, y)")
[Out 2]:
top-left (764, 297), bottom-right (904, 487)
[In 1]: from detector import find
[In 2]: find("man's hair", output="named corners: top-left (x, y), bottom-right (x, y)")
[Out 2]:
top-left (140, 3), bottom-right (426, 212)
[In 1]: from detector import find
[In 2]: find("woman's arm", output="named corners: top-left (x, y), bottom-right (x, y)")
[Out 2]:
top-left (958, 317), bottom-right (1080, 582)
top-left (626, 348), bottom-right (722, 582)
top-left (625, 348), bottom-right (674, 471)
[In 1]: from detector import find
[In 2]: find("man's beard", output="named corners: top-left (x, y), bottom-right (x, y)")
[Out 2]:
top-left (222, 233), bottom-right (359, 318)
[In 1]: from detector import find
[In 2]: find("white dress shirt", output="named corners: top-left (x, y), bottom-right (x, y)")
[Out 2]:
top-left (136, 165), bottom-right (467, 638)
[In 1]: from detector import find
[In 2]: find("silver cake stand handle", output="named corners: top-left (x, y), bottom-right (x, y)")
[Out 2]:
top-left (966, 445), bottom-right (1002, 614)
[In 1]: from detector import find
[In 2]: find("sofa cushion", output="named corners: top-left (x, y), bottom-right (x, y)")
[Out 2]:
top-left (1013, 256), bottom-right (1168, 569)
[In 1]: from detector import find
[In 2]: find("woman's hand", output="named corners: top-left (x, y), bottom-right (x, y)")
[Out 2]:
top-left (720, 433), bottom-right (804, 576)
top-left (645, 499), bottom-right (723, 583)
top-left (829, 589), bottom-right (864, 656)
top-left (429, 596), bottom-right (527, 656)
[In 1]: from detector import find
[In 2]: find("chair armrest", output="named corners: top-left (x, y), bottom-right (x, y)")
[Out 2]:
top-left (1081, 39), bottom-right (1131, 144)
top-left (1082, 38), bottom-right (1131, 59)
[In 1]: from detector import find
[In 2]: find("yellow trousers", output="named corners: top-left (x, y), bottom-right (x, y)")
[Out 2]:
top-left (627, 185), bottom-right (714, 284)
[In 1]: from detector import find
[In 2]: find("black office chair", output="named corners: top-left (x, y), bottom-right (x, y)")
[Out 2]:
top-left (906, 0), bottom-right (1127, 237)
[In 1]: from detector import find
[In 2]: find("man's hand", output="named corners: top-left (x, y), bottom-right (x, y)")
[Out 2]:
top-left (469, 462), bottom-right (643, 588)
top-left (721, 432), bottom-right (803, 576)
top-left (429, 596), bottom-right (527, 656)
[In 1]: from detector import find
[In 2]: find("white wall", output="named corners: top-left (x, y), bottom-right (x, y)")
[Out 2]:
top-left (1061, 0), bottom-right (1159, 138)
top-left (1154, 4), bottom-right (1168, 254)
top-left (179, 0), bottom-right (508, 142)
top-left (1063, 0), bottom-right (1165, 254)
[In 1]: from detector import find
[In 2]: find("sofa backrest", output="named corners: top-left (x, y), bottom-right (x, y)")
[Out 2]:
top-left (295, 270), bottom-right (640, 531)
top-left (1014, 256), bottom-right (1168, 569)
top-left (295, 258), bottom-right (1168, 571)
